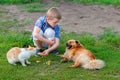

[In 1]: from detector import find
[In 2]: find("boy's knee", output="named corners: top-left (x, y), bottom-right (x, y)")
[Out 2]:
top-left (32, 30), bottom-right (44, 40)
top-left (44, 28), bottom-right (55, 40)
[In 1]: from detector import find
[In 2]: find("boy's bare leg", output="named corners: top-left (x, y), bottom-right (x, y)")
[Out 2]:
top-left (33, 40), bottom-right (45, 56)
top-left (33, 40), bottom-right (42, 49)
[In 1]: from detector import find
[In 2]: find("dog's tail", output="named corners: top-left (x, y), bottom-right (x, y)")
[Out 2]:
top-left (82, 59), bottom-right (105, 70)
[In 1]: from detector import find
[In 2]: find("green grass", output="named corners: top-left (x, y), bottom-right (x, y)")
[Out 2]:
top-left (66, 0), bottom-right (120, 6)
top-left (0, 28), bottom-right (120, 80)
top-left (0, 8), bottom-right (31, 29)
top-left (20, 3), bottom-right (47, 13)
top-left (0, 0), bottom-right (40, 4)
top-left (0, 9), bottom-right (24, 29)
top-left (18, 3), bottom-right (57, 13)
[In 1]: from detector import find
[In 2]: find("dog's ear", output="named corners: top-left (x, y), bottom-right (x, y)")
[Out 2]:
top-left (75, 40), bottom-right (79, 44)
top-left (75, 40), bottom-right (83, 47)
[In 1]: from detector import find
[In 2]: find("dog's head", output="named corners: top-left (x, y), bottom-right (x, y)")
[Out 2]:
top-left (66, 39), bottom-right (83, 49)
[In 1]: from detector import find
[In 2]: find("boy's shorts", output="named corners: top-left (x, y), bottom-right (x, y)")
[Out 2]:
top-left (33, 28), bottom-right (55, 48)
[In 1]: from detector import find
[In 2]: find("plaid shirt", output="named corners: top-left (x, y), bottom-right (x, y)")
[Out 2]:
top-left (34, 16), bottom-right (60, 38)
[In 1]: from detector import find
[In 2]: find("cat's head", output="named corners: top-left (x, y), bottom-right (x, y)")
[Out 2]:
top-left (28, 45), bottom-right (36, 50)
top-left (28, 45), bottom-right (36, 55)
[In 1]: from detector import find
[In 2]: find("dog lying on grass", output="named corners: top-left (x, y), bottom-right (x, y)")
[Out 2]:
top-left (61, 39), bottom-right (105, 70)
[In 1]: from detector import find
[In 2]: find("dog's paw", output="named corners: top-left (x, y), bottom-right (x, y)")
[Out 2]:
top-left (61, 59), bottom-right (65, 63)
top-left (57, 54), bottom-right (64, 57)
top-left (60, 58), bottom-right (68, 63)
top-left (68, 65), bottom-right (77, 68)
top-left (68, 66), bottom-right (74, 68)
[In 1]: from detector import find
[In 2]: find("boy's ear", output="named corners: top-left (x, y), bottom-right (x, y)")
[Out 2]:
top-left (46, 17), bottom-right (49, 21)
top-left (46, 17), bottom-right (52, 21)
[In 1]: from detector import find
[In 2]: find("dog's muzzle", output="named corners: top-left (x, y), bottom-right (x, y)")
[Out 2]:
top-left (66, 43), bottom-right (72, 49)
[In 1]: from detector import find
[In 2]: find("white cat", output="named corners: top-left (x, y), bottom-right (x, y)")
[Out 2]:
top-left (6, 46), bottom-right (36, 66)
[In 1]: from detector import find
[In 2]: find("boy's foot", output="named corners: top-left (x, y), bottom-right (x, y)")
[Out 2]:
top-left (36, 49), bottom-right (44, 56)
top-left (51, 49), bottom-right (59, 55)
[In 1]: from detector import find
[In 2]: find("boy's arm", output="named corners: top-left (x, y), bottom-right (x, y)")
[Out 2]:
top-left (44, 38), bottom-right (60, 55)
top-left (33, 26), bottom-right (54, 45)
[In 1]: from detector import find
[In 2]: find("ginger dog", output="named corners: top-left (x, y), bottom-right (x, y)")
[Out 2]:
top-left (61, 39), bottom-right (105, 70)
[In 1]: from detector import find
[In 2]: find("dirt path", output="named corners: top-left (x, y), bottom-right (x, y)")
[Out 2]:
top-left (1, 2), bottom-right (120, 36)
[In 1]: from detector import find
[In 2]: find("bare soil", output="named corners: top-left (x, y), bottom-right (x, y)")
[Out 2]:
top-left (1, 1), bottom-right (120, 36)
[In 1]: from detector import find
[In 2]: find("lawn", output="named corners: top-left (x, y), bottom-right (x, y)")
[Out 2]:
top-left (0, 28), bottom-right (120, 80)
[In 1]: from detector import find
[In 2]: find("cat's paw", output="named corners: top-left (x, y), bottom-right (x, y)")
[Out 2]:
top-left (26, 62), bottom-right (31, 64)
top-left (22, 64), bottom-right (27, 67)
top-left (13, 63), bottom-right (17, 65)
top-left (26, 60), bottom-right (31, 64)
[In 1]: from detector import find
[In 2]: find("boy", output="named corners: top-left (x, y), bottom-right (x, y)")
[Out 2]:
top-left (32, 7), bottom-right (61, 56)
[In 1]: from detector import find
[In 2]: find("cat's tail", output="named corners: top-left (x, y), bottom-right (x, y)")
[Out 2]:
top-left (82, 59), bottom-right (105, 70)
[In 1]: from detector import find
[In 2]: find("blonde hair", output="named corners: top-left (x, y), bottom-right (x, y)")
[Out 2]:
top-left (46, 7), bottom-right (61, 20)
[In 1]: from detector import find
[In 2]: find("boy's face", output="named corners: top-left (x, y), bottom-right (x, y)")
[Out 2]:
top-left (46, 18), bottom-right (59, 27)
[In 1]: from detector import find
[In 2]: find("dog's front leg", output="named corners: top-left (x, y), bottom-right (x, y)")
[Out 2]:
top-left (61, 52), bottom-right (69, 62)
top-left (61, 57), bottom-right (68, 63)
top-left (68, 61), bottom-right (80, 68)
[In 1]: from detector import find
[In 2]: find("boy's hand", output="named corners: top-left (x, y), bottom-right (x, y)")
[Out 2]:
top-left (42, 50), bottom-right (50, 56)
